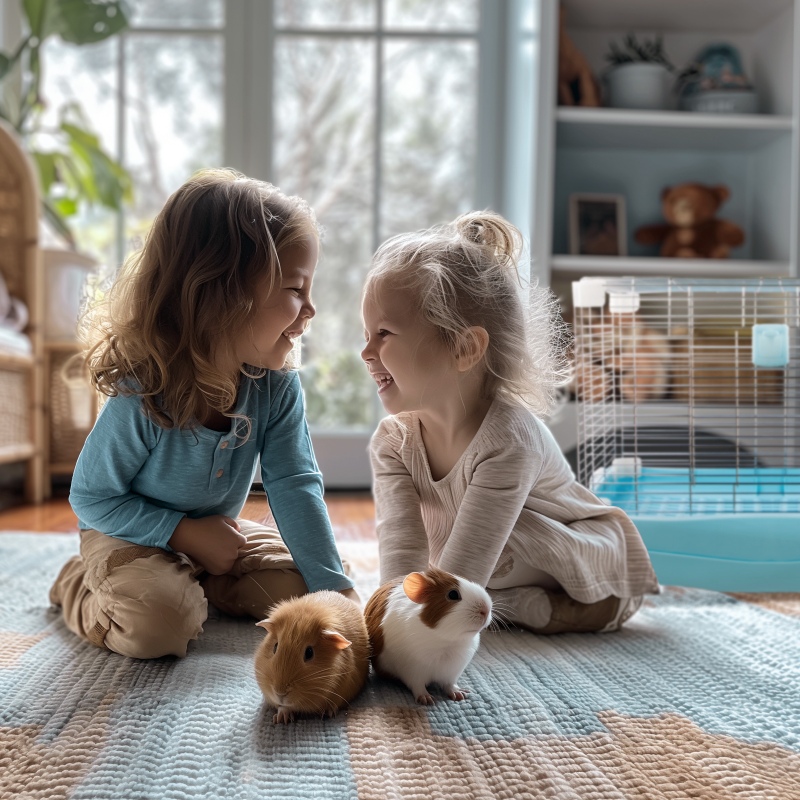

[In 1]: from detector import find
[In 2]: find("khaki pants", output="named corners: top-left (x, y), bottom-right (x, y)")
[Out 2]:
top-left (49, 520), bottom-right (310, 660)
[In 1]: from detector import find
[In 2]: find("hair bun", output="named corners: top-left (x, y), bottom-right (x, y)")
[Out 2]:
top-left (453, 211), bottom-right (522, 268)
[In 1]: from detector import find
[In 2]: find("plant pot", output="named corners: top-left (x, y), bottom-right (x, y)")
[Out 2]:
top-left (42, 247), bottom-right (97, 341)
top-left (606, 63), bottom-right (671, 110)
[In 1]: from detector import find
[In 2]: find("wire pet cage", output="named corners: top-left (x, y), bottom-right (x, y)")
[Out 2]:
top-left (572, 276), bottom-right (800, 591)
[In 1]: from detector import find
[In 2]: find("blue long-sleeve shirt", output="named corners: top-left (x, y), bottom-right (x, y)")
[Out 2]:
top-left (69, 370), bottom-right (353, 592)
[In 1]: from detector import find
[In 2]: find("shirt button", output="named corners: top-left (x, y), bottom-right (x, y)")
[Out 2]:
top-left (220, 441), bottom-right (229, 449)
top-left (216, 469), bottom-right (224, 478)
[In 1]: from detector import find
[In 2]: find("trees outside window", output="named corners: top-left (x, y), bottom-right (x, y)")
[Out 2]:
top-left (40, 1), bottom-right (224, 271)
top-left (272, 1), bottom-right (479, 428)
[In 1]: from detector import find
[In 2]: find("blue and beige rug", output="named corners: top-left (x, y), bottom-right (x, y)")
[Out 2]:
top-left (1, 532), bottom-right (799, 799)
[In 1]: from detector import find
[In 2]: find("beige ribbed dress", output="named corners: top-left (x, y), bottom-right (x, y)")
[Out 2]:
top-left (369, 397), bottom-right (660, 604)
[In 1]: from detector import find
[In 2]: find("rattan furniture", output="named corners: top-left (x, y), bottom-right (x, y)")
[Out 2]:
top-left (0, 119), bottom-right (44, 503)
top-left (41, 248), bottom-right (99, 498)
top-left (44, 340), bottom-right (98, 497)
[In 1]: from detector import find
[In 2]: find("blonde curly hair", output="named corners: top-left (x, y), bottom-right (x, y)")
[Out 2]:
top-left (80, 168), bottom-right (318, 430)
top-left (363, 211), bottom-right (571, 416)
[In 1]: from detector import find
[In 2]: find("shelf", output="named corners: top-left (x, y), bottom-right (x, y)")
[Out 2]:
top-left (44, 341), bottom-right (81, 351)
top-left (562, 0), bottom-right (792, 33)
top-left (551, 256), bottom-right (792, 279)
top-left (556, 108), bottom-right (793, 151)
top-left (49, 462), bottom-right (78, 475)
top-left (0, 443), bottom-right (35, 465)
top-left (0, 350), bottom-right (34, 368)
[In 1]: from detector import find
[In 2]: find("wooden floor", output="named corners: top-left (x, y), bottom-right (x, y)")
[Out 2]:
top-left (0, 492), bottom-right (377, 541)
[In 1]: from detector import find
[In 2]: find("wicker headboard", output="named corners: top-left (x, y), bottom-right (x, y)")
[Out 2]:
top-left (0, 119), bottom-right (40, 327)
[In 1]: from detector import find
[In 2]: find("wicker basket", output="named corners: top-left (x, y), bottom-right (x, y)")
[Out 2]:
top-left (0, 364), bottom-right (30, 451)
top-left (48, 350), bottom-right (94, 465)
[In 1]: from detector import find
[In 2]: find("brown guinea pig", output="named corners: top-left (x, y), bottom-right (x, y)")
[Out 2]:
top-left (254, 590), bottom-right (370, 724)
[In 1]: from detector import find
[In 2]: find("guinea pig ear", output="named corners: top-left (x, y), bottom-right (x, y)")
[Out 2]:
top-left (322, 630), bottom-right (352, 650)
top-left (402, 572), bottom-right (433, 604)
top-left (255, 619), bottom-right (271, 632)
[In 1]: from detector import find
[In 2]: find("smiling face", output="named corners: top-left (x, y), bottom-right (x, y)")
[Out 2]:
top-left (360, 281), bottom-right (458, 415)
top-left (235, 236), bottom-right (318, 370)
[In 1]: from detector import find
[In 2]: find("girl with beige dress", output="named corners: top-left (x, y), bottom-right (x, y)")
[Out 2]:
top-left (361, 212), bottom-right (659, 634)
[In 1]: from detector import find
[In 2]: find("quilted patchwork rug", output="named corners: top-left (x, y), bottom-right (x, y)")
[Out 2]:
top-left (1, 532), bottom-right (799, 800)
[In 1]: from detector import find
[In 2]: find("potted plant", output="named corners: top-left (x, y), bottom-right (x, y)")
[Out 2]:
top-left (604, 34), bottom-right (674, 110)
top-left (0, 0), bottom-right (133, 247)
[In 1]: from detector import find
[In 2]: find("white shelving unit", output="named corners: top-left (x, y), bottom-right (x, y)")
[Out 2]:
top-left (530, 0), bottom-right (800, 454)
top-left (555, 107), bottom-right (793, 151)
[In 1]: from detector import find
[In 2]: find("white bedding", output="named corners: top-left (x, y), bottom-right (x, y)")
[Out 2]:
top-left (0, 325), bottom-right (32, 356)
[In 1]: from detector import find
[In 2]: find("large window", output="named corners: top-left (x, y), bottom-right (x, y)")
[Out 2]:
top-left (41, 0), bottom-right (480, 435)
top-left (33, 0), bottom-right (540, 486)
top-left (271, 0), bottom-right (480, 429)
top-left (41, 1), bottom-right (225, 270)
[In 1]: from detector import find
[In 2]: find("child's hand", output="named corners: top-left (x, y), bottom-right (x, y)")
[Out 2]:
top-left (168, 515), bottom-right (247, 575)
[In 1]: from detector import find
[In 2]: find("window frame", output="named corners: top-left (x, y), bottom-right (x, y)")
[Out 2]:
top-left (5, 0), bottom-right (543, 489)
top-left (227, 0), bottom-right (515, 488)
top-left (225, 0), bottom-right (503, 256)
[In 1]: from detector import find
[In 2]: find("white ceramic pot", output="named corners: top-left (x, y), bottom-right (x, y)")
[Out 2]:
top-left (606, 63), bottom-right (671, 110)
top-left (42, 247), bottom-right (97, 341)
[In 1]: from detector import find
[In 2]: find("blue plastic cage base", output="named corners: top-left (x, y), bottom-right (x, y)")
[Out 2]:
top-left (592, 466), bottom-right (800, 591)
top-left (645, 549), bottom-right (800, 593)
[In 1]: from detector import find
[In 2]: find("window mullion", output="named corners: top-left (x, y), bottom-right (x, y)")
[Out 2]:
top-left (225, 0), bottom-right (273, 181)
top-left (116, 33), bottom-right (127, 267)
top-left (373, 0), bottom-right (384, 251)
top-left (250, 0), bottom-right (274, 181)
top-left (476, 0), bottom-right (506, 214)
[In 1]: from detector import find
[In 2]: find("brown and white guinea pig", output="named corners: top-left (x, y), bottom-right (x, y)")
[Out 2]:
top-left (363, 566), bottom-right (493, 706)
top-left (254, 590), bottom-right (370, 724)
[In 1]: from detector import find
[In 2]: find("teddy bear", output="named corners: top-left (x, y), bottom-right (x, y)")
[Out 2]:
top-left (634, 182), bottom-right (745, 258)
top-left (558, 9), bottom-right (601, 107)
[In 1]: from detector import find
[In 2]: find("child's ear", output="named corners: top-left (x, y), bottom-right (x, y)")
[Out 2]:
top-left (455, 327), bottom-right (489, 372)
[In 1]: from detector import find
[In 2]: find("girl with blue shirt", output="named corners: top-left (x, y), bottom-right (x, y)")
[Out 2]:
top-left (49, 169), bottom-right (356, 659)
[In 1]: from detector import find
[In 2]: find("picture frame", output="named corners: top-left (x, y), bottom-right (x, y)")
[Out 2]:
top-left (569, 193), bottom-right (627, 256)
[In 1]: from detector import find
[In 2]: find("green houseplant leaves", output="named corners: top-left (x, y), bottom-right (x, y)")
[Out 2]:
top-left (0, 0), bottom-right (133, 246)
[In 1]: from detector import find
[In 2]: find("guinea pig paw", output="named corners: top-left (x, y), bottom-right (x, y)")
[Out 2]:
top-left (273, 708), bottom-right (295, 724)
top-left (446, 686), bottom-right (470, 701)
top-left (415, 692), bottom-right (435, 706)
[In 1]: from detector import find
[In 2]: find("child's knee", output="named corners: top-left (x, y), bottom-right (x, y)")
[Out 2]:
top-left (99, 559), bottom-right (207, 658)
top-left (105, 580), bottom-right (207, 658)
top-left (106, 609), bottom-right (205, 659)
top-left (203, 568), bottom-right (308, 619)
